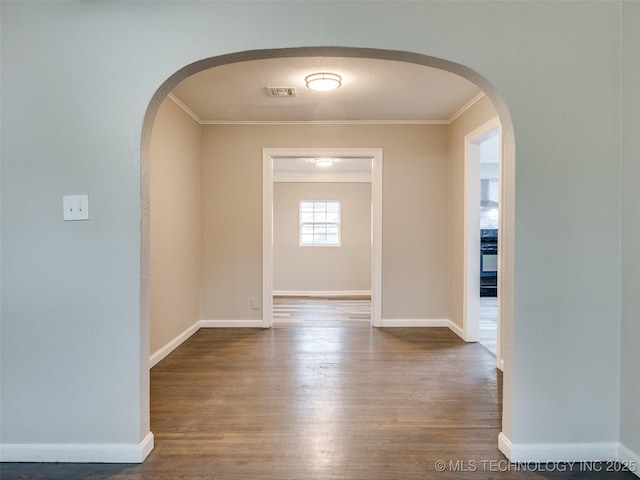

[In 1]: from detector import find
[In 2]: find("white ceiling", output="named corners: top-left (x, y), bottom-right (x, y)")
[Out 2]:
top-left (273, 157), bottom-right (372, 173)
top-left (272, 157), bottom-right (372, 182)
top-left (170, 56), bottom-right (483, 123)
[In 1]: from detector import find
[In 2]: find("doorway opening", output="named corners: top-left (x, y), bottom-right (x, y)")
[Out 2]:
top-left (464, 117), bottom-right (502, 368)
top-left (270, 156), bottom-right (374, 327)
top-left (263, 148), bottom-right (383, 328)
top-left (142, 46), bottom-right (516, 460)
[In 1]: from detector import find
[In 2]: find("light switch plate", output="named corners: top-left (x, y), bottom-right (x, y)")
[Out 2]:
top-left (63, 195), bottom-right (90, 221)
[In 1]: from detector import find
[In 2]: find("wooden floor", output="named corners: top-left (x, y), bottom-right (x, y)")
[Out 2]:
top-left (479, 297), bottom-right (498, 356)
top-left (2, 318), bottom-right (635, 479)
top-left (273, 295), bottom-right (372, 324)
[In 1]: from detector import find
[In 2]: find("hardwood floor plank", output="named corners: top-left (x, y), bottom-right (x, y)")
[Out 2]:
top-left (1, 316), bottom-right (635, 479)
top-left (273, 296), bottom-right (372, 324)
top-left (479, 297), bottom-right (497, 355)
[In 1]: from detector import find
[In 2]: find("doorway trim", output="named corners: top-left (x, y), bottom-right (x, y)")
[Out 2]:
top-left (262, 147), bottom-right (383, 328)
top-left (464, 116), bottom-right (503, 369)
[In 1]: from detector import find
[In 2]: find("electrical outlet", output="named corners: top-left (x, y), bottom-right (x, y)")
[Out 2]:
top-left (251, 298), bottom-right (260, 309)
top-left (63, 195), bottom-right (90, 221)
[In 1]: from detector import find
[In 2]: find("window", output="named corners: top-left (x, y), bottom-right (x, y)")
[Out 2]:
top-left (300, 200), bottom-right (340, 246)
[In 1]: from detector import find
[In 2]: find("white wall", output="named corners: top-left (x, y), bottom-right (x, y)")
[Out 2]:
top-left (620, 0), bottom-right (640, 462)
top-left (481, 163), bottom-right (499, 180)
top-left (150, 96), bottom-right (201, 358)
top-left (200, 124), bottom-right (449, 322)
top-left (0, 0), bottom-right (635, 464)
top-left (273, 182), bottom-right (371, 293)
top-left (448, 96), bottom-right (499, 332)
top-left (507, 3), bottom-right (621, 448)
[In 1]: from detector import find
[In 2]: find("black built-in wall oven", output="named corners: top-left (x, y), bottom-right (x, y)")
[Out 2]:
top-left (480, 229), bottom-right (498, 297)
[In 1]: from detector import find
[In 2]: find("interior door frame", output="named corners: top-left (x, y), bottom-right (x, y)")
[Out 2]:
top-left (464, 117), bottom-right (503, 370)
top-left (262, 147), bottom-right (383, 328)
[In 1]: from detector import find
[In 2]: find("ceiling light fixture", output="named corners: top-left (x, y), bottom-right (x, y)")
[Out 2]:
top-left (305, 73), bottom-right (342, 92)
top-left (314, 158), bottom-right (336, 167)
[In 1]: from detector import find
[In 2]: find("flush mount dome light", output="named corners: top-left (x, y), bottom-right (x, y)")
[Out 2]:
top-left (314, 158), bottom-right (336, 167)
top-left (305, 73), bottom-right (342, 91)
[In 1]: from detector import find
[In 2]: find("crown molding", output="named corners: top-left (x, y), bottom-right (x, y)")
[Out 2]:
top-left (167, 93), bottom-right (202, 123)
top-left (167, 92), bottom-right (486, 126)
top-left (448, 91), bottom-right (487, 123)
top-left (200, 119), bottom-right (449, 125)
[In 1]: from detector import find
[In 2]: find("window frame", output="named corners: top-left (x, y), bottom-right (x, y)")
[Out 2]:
top-left (299, 200), bottom-right (341, 247)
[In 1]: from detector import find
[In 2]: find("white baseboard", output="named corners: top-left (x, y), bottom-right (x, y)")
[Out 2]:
top-left (0, 432), bottom-right (154, 463)
top-left (447, 320), bottom-right (465, 339)
top-left (200, 319), bottom-right (264, 328)
top-left (150, 319), bottom-right (264, 368)
top-left (499, 432), bottom-right (619, 462)
top-left (379, 318), bottom-right (450, 327)
top-left (500, 433), bottom-right (639, 475)
top-left (619, 443), bottom-right (640, 478)
top-left (150, 321), bottom-right (200, 368)
top-left (273, 290), bottom-right (371, 297)
top-left (498, 432), bottom-right (512, 459)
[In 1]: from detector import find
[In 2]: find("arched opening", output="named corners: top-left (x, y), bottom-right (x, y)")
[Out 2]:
top-left (141, 46), bottom-right (516, 458)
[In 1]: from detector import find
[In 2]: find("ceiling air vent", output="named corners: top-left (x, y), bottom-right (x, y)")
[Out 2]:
top-left (266, 87), bottom-right (296, 97)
